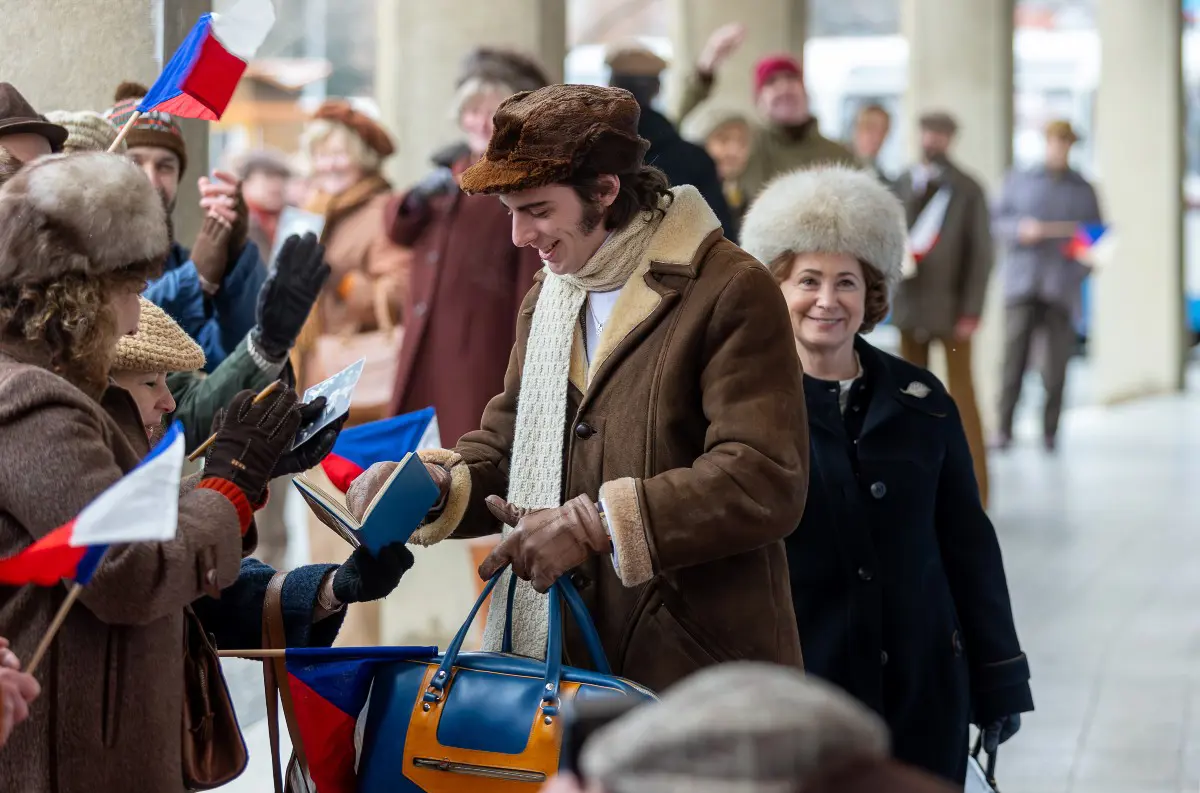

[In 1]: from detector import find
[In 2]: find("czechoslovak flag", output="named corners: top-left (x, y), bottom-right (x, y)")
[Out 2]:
top-left (0, 423), bottom-right (186, 586)
top-left (320, 407), bottom-right (440, 493)
top-left (137, 0), bottom-right (276, 121)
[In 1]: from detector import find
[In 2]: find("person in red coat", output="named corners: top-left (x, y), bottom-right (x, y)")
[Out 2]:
top-left (386, 48), bottom-right (549, 445)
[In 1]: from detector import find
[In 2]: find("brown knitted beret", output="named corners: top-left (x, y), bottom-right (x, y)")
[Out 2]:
top-left (459, 84), bottom-right (649, 195)
top-left (312, 100), bottom-right (395, 158)
top-left (113, 298), bottom-right (206, 374)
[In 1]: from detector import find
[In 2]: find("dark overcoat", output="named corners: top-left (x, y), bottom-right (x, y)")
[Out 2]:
top-left (788, 336), bottom-right (1033, 784)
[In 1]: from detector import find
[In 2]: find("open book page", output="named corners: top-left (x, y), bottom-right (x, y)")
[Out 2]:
top-left (293, 475), bottom-right (362, 549)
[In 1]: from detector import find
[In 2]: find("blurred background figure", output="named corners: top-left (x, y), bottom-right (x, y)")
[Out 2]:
top-left (992, 119), bottom-right (1103, 453)
top-left (0, 83), bottom-right (63, 164)
top-left (604, 42), bottom-right (735, 239)
top-left (236, 148), bottom-right (293, 261)
top-left (852, 103), bottom-right (895, 188)
top-left (892, 111), bottom-right (993, 507)
top-left (385, 47), bottom-right (548, 446)
top-left (680, 104), bottom-right (753, 238)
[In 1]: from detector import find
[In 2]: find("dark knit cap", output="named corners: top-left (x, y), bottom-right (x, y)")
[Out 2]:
top-left (459, 84), bottom-right (649, 195)
top-left (104, 82), bottom-right (188, 173)
top-left (918, 111), bottom-right (959, 136)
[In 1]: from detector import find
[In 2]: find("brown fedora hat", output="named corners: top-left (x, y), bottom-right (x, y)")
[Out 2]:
top-left (0, 83), bottom-right (68, 153)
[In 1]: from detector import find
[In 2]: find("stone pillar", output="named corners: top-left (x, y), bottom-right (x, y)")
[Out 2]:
top-left (1091, 1), bottom-right (1185, 402)
top-left (666, 0), bottom-right (807, 117)
top-left (0, 0), bottom-right (209, 246)
top-left (902, 0), bottom-right (1013, 438)
top-left (375, 0), bottom-right (567, 191)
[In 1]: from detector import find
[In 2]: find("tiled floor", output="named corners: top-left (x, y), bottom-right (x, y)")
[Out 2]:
top-left (218, 358), bottom-right (1200, 793)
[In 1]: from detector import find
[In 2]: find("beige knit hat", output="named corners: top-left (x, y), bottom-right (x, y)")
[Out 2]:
top-left (113, 298), bottom-right (205, 374)
top-left (43, 110), bottom-right (126, 154)
top-left (581, 662), bottom-right (890, 793)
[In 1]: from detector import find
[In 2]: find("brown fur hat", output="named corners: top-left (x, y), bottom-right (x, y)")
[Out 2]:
top-left (457, 47), bottom-right (551, 94)
top-left (459, 84), bottom-right (649, 195)
top-left (0, 152), bottom-right (169, 286)
top-left (311, 100), bottom-right (395, 158)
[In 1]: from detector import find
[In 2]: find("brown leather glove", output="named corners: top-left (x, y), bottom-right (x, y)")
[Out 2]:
top-left (347, 461), bottom-right (451, 522)
top-left (204, 387), bottom-right (302, 507)
top-left (190, 215), bottom-right (232, 289)
top-left (479, 494), bottom-right (611, 593)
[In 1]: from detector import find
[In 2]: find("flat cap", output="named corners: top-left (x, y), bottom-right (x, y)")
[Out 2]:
top-left (918, 111), bottom-right (958, 135)
top-left (605, 44), bottom-right (668, 77)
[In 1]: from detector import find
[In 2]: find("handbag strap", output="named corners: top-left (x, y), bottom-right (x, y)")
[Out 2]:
top-left (262, 571), bottom-right (312, 793)
top-left (971, 732), bottom-right (1000, 789)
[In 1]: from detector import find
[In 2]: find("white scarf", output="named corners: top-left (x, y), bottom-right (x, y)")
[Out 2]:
top-left (482, 197), bottom-right (666, 659)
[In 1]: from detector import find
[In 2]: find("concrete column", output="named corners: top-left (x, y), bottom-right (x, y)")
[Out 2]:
top-left (902, 0), bottom-right (1013, 436)
top-left (667, 0), bottom-right (807, 117)
top-left (375, 0), bottom-right (567, 191)
top-left (0, 0), bottom-right (209, 246)
top-left (1092, 1), bottom-right (1185, 402)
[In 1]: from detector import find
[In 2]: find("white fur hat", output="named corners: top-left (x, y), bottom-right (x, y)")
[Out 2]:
top-left (0, 152), bottom-right (168, 286)
top-left (740, 165), bottom-right (907, 295)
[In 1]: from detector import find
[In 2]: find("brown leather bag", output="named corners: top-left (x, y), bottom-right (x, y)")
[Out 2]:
top-left (263, 571), bottom-right (315, 793)
top-left (181, 605), bottom-right (249, 790)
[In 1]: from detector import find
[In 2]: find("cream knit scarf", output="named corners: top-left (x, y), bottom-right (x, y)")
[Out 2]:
top-left (482, 199), bottom-right (666, 659)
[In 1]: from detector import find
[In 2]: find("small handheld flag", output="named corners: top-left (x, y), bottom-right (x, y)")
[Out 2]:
top-left (136, 0), bottom-right (275, 121)
top-left (0, 422), bottom-right (185, 586)
top-left (1062, 223), bottom-right (1109, 261)
top-left (320, 407), bottom-right (440, 493)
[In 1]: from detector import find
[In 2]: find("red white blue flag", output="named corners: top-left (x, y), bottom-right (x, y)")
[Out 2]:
top-left (320, 407), bottom-right (440, 493)
top-left (285, 646), bottom-right (438, 793)
top-left (1062, 223), bottom-right (1109, 261)
top-left (0, 422), bottom-right (186, 586)
top-left (137, 0), bottom-right (275, 120)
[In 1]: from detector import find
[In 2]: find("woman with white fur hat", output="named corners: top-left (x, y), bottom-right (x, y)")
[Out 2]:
top-left (740, 165), bottom-right (1033, 785)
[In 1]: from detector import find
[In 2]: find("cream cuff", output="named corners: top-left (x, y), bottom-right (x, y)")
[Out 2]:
top-left (598, 478), bottom-right (654, 587)
top-left (410, 449), bottom-right (469, 546)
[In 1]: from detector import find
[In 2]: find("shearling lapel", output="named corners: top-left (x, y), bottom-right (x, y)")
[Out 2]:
top-left (577, 187), bottom-right (720, 403)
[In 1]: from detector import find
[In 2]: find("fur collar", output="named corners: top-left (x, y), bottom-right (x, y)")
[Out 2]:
top-left (569, 185), bottom-right (720, 391)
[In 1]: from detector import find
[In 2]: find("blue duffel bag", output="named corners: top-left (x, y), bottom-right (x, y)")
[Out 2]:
top-left (356, 569), bottom-right (656, 791)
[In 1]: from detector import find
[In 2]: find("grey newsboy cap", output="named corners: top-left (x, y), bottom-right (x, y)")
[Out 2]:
top-left (581, 662), bottom-right (890, 793)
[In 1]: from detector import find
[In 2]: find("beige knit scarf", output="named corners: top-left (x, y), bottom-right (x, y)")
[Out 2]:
top-left (482, 199), bottom-right (666, 659)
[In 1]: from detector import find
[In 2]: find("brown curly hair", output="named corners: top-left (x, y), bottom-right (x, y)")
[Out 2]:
top-left (566, 165), bottom-right (674, 232)
top-left (768, 251), bottom-right (890, 334)
top-left (0, 260), bottom-right (161, 393)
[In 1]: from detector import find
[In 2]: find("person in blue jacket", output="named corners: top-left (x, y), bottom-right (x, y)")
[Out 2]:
top-left (740, 166), bottom-right (1033, 785)
top-left (105, 81), bottom-right (265, 372)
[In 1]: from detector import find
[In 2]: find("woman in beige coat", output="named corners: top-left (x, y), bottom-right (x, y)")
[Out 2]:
top-left (0, 153), bottom-right (304, 792)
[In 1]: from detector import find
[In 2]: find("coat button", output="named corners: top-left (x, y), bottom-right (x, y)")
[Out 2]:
top-left (857, 567), bottom-right (873, 582)
top-left (569, 571), bottom-right (591, 590)
top-left (870, 481), bottom-right (887, 499)
top-left (880, 650), bottom-right (889, 666)
top-left (574, 422), bottom-right (595, 439)
top-left (414, 301), bottom-right (428, 318)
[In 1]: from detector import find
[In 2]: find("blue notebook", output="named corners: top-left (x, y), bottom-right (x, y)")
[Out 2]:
top-left (294, 452), bottom-right (440, 554)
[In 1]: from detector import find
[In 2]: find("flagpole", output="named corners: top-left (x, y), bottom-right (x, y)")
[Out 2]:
top-left (26, 583), bottom-right (83, 675)
top-left (218, 649), bottom-right (286, 658)
top-left (108, 111), bottom-right (141, 153)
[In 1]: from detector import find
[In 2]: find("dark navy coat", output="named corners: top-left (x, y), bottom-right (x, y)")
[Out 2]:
top-left (193, 559), bottom-right (343, 650)
top-left (788, 336), bottom-right (1033, 783)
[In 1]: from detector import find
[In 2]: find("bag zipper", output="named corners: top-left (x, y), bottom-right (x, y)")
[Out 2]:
top-left (412, 757), bottom-right (546, 784)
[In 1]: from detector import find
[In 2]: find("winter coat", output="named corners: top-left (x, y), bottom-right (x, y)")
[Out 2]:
top-left (144, 240), bottom-right (267, 374)
top-left (638, 107), bottom-right (737, 242)
top-left (417, 187), bottom-right (808, 692)
top-left (992, 165), bottom-right (1103, 315)
top-left (166, 336), bottom-right (285, 454)
top-left (0, 346), bottom-right (246, 793)
top-left (789, 336), bottom-right (1033, 784)
top-left (386, 153), bottom-right (543, 445)
top-left (891, 161), bottom-right (994, 337)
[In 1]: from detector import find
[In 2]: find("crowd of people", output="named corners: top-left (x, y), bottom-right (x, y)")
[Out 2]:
top-left (0, 16), bottom-right (1111, 793)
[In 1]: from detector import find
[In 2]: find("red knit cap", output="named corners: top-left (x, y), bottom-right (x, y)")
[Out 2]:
top-left (754, 54), bottom-right (802, 95)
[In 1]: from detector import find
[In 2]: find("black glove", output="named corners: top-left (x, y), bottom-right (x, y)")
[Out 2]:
top-left (204, 387), bottom-right (301, 505)
top-left (403, 166), bottom-right (457, 212)
top-left (253, 232), bottom-right (331, 360)
top-left (981, 713), bottom-right (1021, 754)
top-left (271, 397), bottom-right (348, 478)
top-left (332, 542), bottom-right (415, 604)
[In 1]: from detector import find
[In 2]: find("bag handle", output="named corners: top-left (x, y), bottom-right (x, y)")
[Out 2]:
top-left (501, 571), bottom-right (611, 676)
top-left (971, 732), bottom-right (1000, 790)
top-left (425, 569), bottom-right (611, 707)
top-left (262, 572), bottom-right (313, 793)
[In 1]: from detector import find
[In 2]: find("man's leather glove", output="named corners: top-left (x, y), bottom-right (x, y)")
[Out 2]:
top-left (402, 166), bottom-right (457, 213)
top-left (981, 713), bottom-right (1021, 754)
top-left (253, 232), bottom-right (331, 360)
top-left (346, 461), bottom-right (451, 522)
top-left (270, 397), bottom-right (347, 478)
top-left (190, 215), bottom-right (232, 290)
top-left (205, 387), bottom-right (302, 506)
top-left (332, 542), bottom-right (415, 604)
top-left (478, 494), bottom-right (611, 593)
